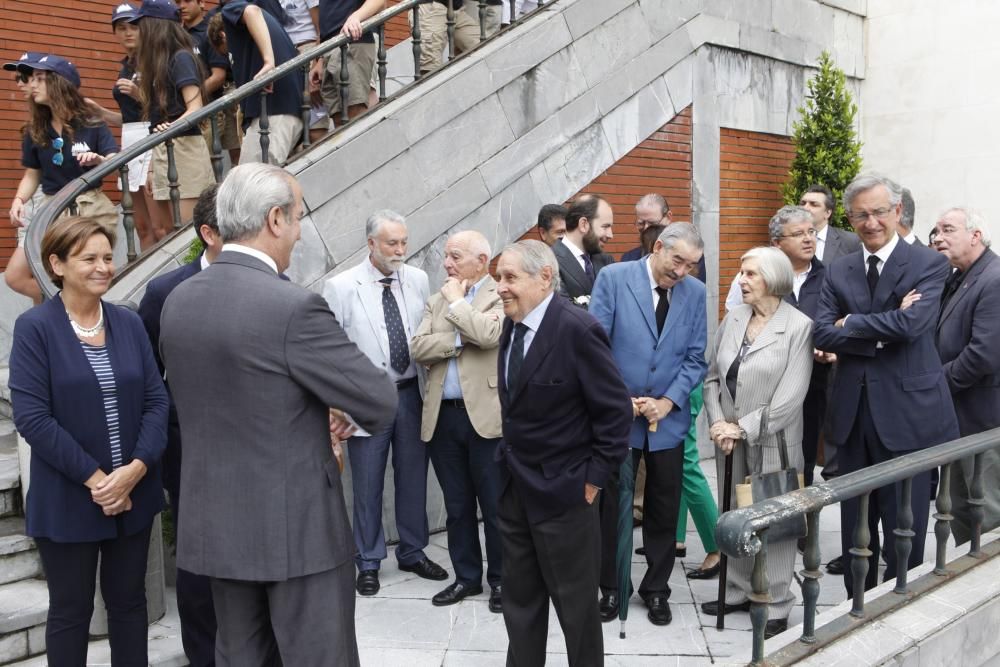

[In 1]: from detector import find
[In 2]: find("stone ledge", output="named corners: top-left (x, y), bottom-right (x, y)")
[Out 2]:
top-left (0, 579), bottom-right (47, 636)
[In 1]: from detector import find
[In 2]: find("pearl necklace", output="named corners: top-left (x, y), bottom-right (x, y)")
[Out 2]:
top-left (68, 307), bottom-right (104, 338)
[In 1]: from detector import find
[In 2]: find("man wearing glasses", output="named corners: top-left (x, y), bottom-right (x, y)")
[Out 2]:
top-left (622, 194), bottom-right (672, 262)
top-left (814, 174), bottom-right (959, 598)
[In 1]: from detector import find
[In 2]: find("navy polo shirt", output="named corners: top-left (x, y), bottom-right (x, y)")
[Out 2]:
top-left (221, 0), bottom-right (303, 125)
top-left (22, 123), bottom-right (118, 196)
top-left (188, 17), bottom-right (231, 99)
top-left (114, 58), bottom-right (144, 124)
top-left (148, 51), bottom-right (204, 137)
top-left (320, 0), bottom-right (374, 43)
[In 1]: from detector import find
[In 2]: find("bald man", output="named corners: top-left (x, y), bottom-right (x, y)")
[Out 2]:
top-left (411, 231), bottom-right (505, 612)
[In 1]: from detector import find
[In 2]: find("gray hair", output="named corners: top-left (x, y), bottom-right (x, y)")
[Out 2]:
top-left (657, 222), bottom-right (703, 252)
top-left (500, 239), bottom-right (561, 293)
top-left (741, 246), bottom-right (794, 297)
top-left (215, 163), bottom-right (295, 243)
top-left (365, 209), bottom-right (406, 239)
top-left (940, 206), bottom-right (992, 248)
top-left (842, 173), bottom-right (903, 212)
top-left (900, 187), bottom-right (915, 231)
top-left (768, 205), bottom-right (813, 241)
top-left (636, 193), bottom-right (669, 216)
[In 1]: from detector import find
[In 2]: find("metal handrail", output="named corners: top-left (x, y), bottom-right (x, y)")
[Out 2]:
top-left (715, 426), bottom-right (1000, 665)
top-left (24, 0), bottom-right (554, 298)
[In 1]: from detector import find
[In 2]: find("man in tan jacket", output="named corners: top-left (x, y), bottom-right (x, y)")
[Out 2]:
top-left (412, 230), bottom-right (505, 612)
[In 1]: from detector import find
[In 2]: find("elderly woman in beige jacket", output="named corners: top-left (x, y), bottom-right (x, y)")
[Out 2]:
top-left (702, 246), bottom-right (814, 639)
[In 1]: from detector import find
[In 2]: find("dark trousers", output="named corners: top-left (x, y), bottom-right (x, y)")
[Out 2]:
top-left (347, 382), bottom-right (429, 570)
top-left (839, 390), bottom-right (931, 597)
top-left (168, 488), bottom-right (217, 667)
top-left (631, 442), bottom-right (684, 598)
top-left (35, 523), bottom-right (153, 667)
top-left (210, 561), bottom-right (359, 667)
top-left (802, 381), bottom-right (827, 486)
top-left (498, 483), bottom-right (602, 667)
top-left (428, 403), bottom-right (503, 587)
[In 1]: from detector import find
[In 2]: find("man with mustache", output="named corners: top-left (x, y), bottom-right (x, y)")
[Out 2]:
top-left (553, 193), bottom-right (615, 307)
top-left (323, 210), bottom-right (448, 597)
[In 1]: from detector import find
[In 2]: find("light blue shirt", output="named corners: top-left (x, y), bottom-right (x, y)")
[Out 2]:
top-left (504, 291), bottom-right (554, 384)
top-left (441, 276), bottom-right (487, 399)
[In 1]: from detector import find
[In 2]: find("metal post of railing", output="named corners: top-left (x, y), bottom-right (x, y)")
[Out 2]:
top-left (799, 511), bottom-right (821, 644)
top-left (377, 25), bottom-right (388, 102)
top-left (934, 463), bottom-right (953, 575)
top-left (118, 164), bottom-right (137, 263)
top-left (849, 491), bottom-right (872, 618)
top-left (893, 477), bottom-right (914, 593)
top-left (749, 529), bottom-right (771, 666)
top-left (259, 93), bottom-right (271, 165)
top-left (969, 453), bottom-right (985, 556)
top-left (165, 139), bottom-right (182, 229)
top-left (446, 2), bottom-right (456, 59)
top-left (69, 200), bottom-right (78, 216)
top-left (209, 114), bottom-right (224, 183)
top-left (478, 0), bottom-right (488, 41)
top-left (339, 43), bottom-right (350, 126)
top-left (412, 3), bottom-right (423, 80)
top-left (509, 0), bottom-right (516, 23)
top-left (300, 63), bottom-right (312, 149)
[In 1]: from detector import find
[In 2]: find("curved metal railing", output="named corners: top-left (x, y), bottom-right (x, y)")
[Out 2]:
top-left (24, 0), bottom-right (554, 298)
top-left (715, 427), bottom-right (1000, 666)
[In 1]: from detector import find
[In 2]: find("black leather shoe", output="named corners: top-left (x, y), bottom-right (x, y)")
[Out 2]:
top-left (645, 594), bottom-right (672, 625)
top-left (399, 557), bottom-right (448, 581)
top-left (686, 562), bottom-right (721, 580)
top-left (432, 582), bottom-right (483, 606)
top-left (599, 593), bottom-right (619, 622)
top-left (825, 556), bottom-right (845, 575)
top-left (764, 618), bottom-right (788, 639)
top-left (356, 570), bottom-right (380, 596)
top-left (700, 599), bottom-right (751, 615)
top-left (489, 585), bottom-right (502, 613)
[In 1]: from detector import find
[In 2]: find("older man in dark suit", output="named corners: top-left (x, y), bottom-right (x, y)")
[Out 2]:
top-left (160, 164), bottom-right (397, 666)
top-left (934, 207), bottom-right (1000, 544)
top-left (814, 174), bottom-right (959, 597)
top-left (494, 240), bottom-right (632, 666)
top-left (553, 193), bottom-right (615, 304)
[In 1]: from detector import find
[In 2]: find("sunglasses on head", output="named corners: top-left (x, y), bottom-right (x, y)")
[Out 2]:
top-left (13, 72), bottom-right (28, 84)
top-left (52, 136), bottom-right (64, 166)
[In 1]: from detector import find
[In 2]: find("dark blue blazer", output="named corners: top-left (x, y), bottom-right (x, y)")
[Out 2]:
top-left (813, 238), bottom-right (959, 452)
top-left (9, 295), bottom-right (168, 541)
top-left (138, 259), bottom-right (201, 496)
top-left (496, 295), bottom-right (632, 524)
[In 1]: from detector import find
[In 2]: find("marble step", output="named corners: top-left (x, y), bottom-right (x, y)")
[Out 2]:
top-left (0, 423), bottom-right (19, 521)
top-left (0, 520), bottom-right (39, 588)
top-left (0, 579), bottom-right (47, 664)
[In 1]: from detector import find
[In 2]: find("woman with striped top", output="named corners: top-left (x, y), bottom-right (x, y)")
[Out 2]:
top-left (8, 216), bottom-right (168, 665)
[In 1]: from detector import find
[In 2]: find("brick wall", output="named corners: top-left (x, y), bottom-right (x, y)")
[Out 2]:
top-left (717, 127), bottom-right (795, 320)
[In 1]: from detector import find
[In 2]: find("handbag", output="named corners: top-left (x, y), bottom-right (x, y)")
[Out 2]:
top-left (734, 430), bottom-right (806, 542)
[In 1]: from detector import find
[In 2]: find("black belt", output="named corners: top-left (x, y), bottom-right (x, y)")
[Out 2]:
top-left (396, 377), bottom-right (418, 390)
top-left (441, 398), bottom-right (466, 410)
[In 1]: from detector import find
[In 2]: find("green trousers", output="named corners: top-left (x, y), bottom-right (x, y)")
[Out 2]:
top-left (675, 383), bottom-right (719, 551)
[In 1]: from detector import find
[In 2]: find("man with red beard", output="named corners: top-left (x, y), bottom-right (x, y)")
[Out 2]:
top-left (553, 193), bottom-right (615, 307)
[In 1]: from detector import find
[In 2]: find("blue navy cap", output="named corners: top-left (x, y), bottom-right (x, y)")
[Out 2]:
top-left (111, 2), bottom-right (140, 24)
top-left (132, 0), bottom-right (181, 22)
top-left (3, 52), bottom-right (44, 72)
top-left (16, 54), bottom-right (81, 89)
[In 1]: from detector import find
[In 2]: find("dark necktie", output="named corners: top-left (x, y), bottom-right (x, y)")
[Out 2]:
top-left (379, 278), bottom-right (410, 374)
top-left (655, 287), bottom-right (670, 334)
top-left (940, 269), bottom-right (963, 315)
top-left (507, 323), bottom-right (528, 399)
top-left (866, 256), bottom-right (880, 296)
top-left (581, 253), bottom-right (595, 281)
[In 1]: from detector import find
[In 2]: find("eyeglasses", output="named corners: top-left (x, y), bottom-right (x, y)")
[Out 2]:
top-left (52, 137), bottom-right (64, 166)
top-left (779, 229), bottom-right (817, 240)
top-left (636, 218), bottom-right (662, 230)
top-left (847, 207), bottom-right (895, 223)
top-left (13, 72), bottom-right (28, 84)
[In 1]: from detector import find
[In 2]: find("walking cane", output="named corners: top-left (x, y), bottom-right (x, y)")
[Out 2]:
top-left (716, 450), bottom-right (734, 630)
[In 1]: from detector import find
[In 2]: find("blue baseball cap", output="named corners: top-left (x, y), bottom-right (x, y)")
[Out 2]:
top-left (17, 54), bottom-right (81, 89)
top-left (3, 52), bottom-right (44, 72)
top-left (111, 2), bottom-right (140, 24)
top-left (131, 0), bottom-right (181, 22)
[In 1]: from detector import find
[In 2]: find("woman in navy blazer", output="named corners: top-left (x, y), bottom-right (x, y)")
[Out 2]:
top-left (9, 216), bottom-right (168, 666)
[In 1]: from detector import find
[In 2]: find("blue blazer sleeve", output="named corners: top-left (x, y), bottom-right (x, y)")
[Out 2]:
top-left (813, 268), bottom-right (878, 358)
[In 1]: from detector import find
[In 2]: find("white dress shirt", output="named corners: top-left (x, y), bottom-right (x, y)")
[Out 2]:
top-left (861, 231), bottom-right (900, 277)
top-left (792, 265), bottom-right (811, 301)
top-left (815, 224), bottom-right (829, 262)
top-left (366, 260), bottom-right (417, 381)
top-left (645, 257), bottom-right (671, 308)
top-left (505, 291), bottom-right (554, 384)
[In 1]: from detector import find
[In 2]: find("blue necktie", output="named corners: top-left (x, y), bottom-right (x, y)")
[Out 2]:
top-left (581, 253), bottom-right (595, 281)
top-left (380, 278), bottom-right (410, 374)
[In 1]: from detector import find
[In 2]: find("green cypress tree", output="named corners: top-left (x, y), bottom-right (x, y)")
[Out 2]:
top-left (782, 52), bottom-right (863, 229)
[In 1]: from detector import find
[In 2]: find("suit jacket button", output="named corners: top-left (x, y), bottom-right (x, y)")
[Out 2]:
top-left (650, 367), bottom-right (656, 372)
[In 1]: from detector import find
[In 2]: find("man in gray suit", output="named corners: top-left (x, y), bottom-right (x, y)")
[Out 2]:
top-left (553, 193), bottom-right (615, 305)
top-left (934, 207), bottom-right (1000, 544)
top-left (799, 184), bottom-right (861, 265)
top-left (160, 163), bottom-right (398, 666)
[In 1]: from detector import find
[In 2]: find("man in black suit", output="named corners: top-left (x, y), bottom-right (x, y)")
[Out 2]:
top-left (814, 174), bottom-right (959, 596)
top-left (137, 185), bottom-right (223, 667)
top-left (933, 207), bottom-right (1000, 544)
top-left (621, 193), bottom-right (672, 262)
top-left (799, 184), bottom-right (861, 265)
top-left (553, 194), bottom-right (615, 304)
top-left (536, 203), bottom-right (567, 247)
top-left (494, 240), bottom-right (632, 666)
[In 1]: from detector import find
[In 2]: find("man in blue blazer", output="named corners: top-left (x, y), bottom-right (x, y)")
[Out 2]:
top-left (814, 175), bottom-right (959, 597)
top-left (137, 185), bottom-right (223, 667)
top-left (589, 224), bottom-right (708, 626)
